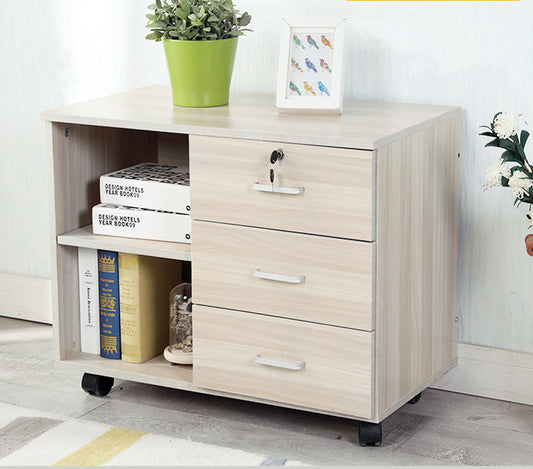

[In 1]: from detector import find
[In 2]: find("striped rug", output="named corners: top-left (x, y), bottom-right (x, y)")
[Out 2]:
top-left (0, 402), bottom-right (306, 466)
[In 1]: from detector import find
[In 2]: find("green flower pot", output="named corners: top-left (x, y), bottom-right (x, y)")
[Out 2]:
top-left (163, 37), bottom-right (238, 107)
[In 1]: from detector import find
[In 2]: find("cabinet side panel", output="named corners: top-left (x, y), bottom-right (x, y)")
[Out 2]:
top-left (432, 117), bottom-right (461, 371)
top-left (50, 123), bottom-right (158, 359)
top-left (376, 117), bottom-right (460, 417)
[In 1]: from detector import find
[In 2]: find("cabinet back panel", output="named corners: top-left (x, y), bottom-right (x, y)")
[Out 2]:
top-left (51, 123), bottom-right (158, 235)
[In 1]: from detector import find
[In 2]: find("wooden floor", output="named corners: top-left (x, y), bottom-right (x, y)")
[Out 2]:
top-left (1, 317), bottom-right (532, 466)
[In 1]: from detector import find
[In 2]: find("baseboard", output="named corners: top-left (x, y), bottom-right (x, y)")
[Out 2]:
top-left (0, 273), bottom-right (52, 324)
top-left (432, 343), bottom-right (533, 406)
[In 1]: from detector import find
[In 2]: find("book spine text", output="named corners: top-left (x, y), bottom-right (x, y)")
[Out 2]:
top-left (118, 253), bottom-right (141, 363)
top-left (98, 250), bottom-right (121, 359)
top-left (78, 248), bottom-right (100, 354)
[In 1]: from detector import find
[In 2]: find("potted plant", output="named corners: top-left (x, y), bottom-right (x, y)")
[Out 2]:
top-left (146, 0), bottom-right (252, 107)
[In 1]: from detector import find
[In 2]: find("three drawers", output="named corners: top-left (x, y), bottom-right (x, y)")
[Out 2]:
top-left (190, 136), bottom-right (376, 416)
top-left (190, 135), bottom-right (374, 241)
top-left (193, 305), bottom-right (373, 418)
top-left (192, 221), bottom-right (374, 330)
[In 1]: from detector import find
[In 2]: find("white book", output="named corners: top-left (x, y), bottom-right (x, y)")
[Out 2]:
top-left (92, 204), bottom-right (192, 243)
top-left (77, 248), bottom-right (100, 354)
top-left (100, 163), bottom-right (190, 214)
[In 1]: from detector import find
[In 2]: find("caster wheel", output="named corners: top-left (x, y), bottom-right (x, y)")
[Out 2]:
top-left (408, 392), bottom-right (422, 405)
top-left (81, 373), bottom-right (114, 397)
top-left (358, 421), bottom-right (382, 447)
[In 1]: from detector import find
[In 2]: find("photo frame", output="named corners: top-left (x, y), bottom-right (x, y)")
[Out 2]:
top-left (276, 18), bottom-right (346, 114)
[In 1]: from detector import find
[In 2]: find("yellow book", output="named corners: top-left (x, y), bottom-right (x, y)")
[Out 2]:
top-left (118, 253), bottom-right (181, 363)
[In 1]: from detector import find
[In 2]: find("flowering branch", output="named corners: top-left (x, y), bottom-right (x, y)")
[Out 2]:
top-left (481, 112), bottom-right (533, 228)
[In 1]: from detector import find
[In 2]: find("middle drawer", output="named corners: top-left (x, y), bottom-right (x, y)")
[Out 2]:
top-left (192, 221), bottom-right (374, 331)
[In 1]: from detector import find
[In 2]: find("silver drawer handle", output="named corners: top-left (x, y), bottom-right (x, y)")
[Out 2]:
top-left (254, 269), bottom-right (305, 284)
top-left (252, 183), bottom-right (305, 195)
top-left (254, 355), bottom-right (306, 371)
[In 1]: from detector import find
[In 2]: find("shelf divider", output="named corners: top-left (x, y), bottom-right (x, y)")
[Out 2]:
top-left (57, 225), bottom-right (191, 261)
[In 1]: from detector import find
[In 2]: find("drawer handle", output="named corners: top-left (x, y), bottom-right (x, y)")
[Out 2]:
top-left (254, 355), bottom-right (306, 371)
top-left (254, 269), bottom-right (305, 284)
top-left (252, 183), bottom-right (305, 195)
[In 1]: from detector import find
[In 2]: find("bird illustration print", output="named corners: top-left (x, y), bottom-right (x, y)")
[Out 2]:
top-left (289, 81), bottom-right (302, 95)
top-left (307, 35), bottom-right (319, 49)
top-left (321, 35), bottom-right (334, 49)
top-left (293, 35), bottom-right (305, 49)
top-left (319, 59), bottom-right (332, 73)
top-left (291, 58), bottom-right (304, 73)
top-left (305, 58), bottom-right (318, 73)
top-left (303, 81), bottom-right (316, 96)
top-left (318, 81), bottom-right (330, 96)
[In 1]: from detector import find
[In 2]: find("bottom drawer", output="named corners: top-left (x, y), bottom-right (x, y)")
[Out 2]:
top-left (193, 305), bottom-right (373, 418)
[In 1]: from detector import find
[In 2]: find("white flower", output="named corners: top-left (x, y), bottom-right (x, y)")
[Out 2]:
top-left (493, 112), bottom-right (521, 139)
top-left (508, 170), bottom-right (532, 199)
top-left (485, 161), bottom-right (511, 188)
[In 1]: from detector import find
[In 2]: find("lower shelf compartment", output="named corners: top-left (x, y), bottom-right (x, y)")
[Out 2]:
top-left (59, 352), bottom-right (194, 391)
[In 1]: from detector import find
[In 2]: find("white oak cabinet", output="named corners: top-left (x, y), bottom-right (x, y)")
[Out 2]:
top-left (43, 85), bottom-right (461, 446)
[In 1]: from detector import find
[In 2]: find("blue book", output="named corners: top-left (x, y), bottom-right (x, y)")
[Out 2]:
top-left (98, 250), bottom-right (121, 359)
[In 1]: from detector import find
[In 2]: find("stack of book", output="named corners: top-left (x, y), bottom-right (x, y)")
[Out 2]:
top-left (79, 248), bottom-right (181, 363)
top-left (80, 162), bottom-right (189, 362)
top-left (92, 163), bottom-right (192, 244)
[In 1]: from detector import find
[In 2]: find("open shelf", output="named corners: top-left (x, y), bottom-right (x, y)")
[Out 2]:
top-left (57, 225), bottom-right (191, 261)
top-left (59, 352), bottom-right (194, 390)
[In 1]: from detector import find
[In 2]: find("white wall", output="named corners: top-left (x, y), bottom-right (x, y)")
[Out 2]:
top-left (1, 0), bottom-right (532, 353)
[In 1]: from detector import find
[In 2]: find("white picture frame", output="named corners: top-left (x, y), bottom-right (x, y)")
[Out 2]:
top-left (276, 18), bottom-right (346, 114)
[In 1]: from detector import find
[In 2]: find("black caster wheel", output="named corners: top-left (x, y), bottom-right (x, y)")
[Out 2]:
top-left (81, 373), bottom-right (114, 397)
top-left (408, 392), bottom-right (422, 405)
top-left (358, 421), bottom-right (382, 447)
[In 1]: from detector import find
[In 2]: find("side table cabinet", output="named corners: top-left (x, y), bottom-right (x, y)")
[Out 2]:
top-left (43, 86), bottom-right (461, 447)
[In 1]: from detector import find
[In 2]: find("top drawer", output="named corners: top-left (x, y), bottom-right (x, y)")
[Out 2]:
top-left (190, 136), bottom-right (374, 241)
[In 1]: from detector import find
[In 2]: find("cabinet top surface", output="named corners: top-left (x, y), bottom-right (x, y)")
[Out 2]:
top-left (42, 85), bottom-right (460, 150)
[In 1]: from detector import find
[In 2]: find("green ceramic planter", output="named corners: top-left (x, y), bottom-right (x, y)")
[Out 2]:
top-left (163, 37), bottom-right (238, 107)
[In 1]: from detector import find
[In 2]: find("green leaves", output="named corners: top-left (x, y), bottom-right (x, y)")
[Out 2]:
top-left (521, 130), bottom-right (530, 148)
top-left (500, 150), bottom-right (523, 166)
top-left (145, 0), bottom-right (252, 41)
top-left (484, 138), bottom-right (501, 148)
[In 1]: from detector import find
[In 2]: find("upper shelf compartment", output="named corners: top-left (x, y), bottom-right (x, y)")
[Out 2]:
top-left (41, 85), bottom-right (461, 150)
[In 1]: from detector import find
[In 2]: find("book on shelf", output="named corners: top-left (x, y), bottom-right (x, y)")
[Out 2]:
top-left (118, 253), bottom-right (181, 364)
top-left (92, 204), bottom-right (192, 243)
top-left (100, 163), bottom-right (190, 214)
top-left (77, 248), bottom-right (100, 354)
top-left (98, 250), bottom-right (121, 359)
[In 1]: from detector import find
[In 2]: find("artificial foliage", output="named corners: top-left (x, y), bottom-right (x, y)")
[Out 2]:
top-left (145, 0), bottom-right (252, 41)
top-left (481, 112), bottom-right (533, 225)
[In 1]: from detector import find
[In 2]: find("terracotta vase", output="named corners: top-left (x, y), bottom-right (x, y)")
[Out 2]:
top-left (525, 234), bottom-right (533, 256)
